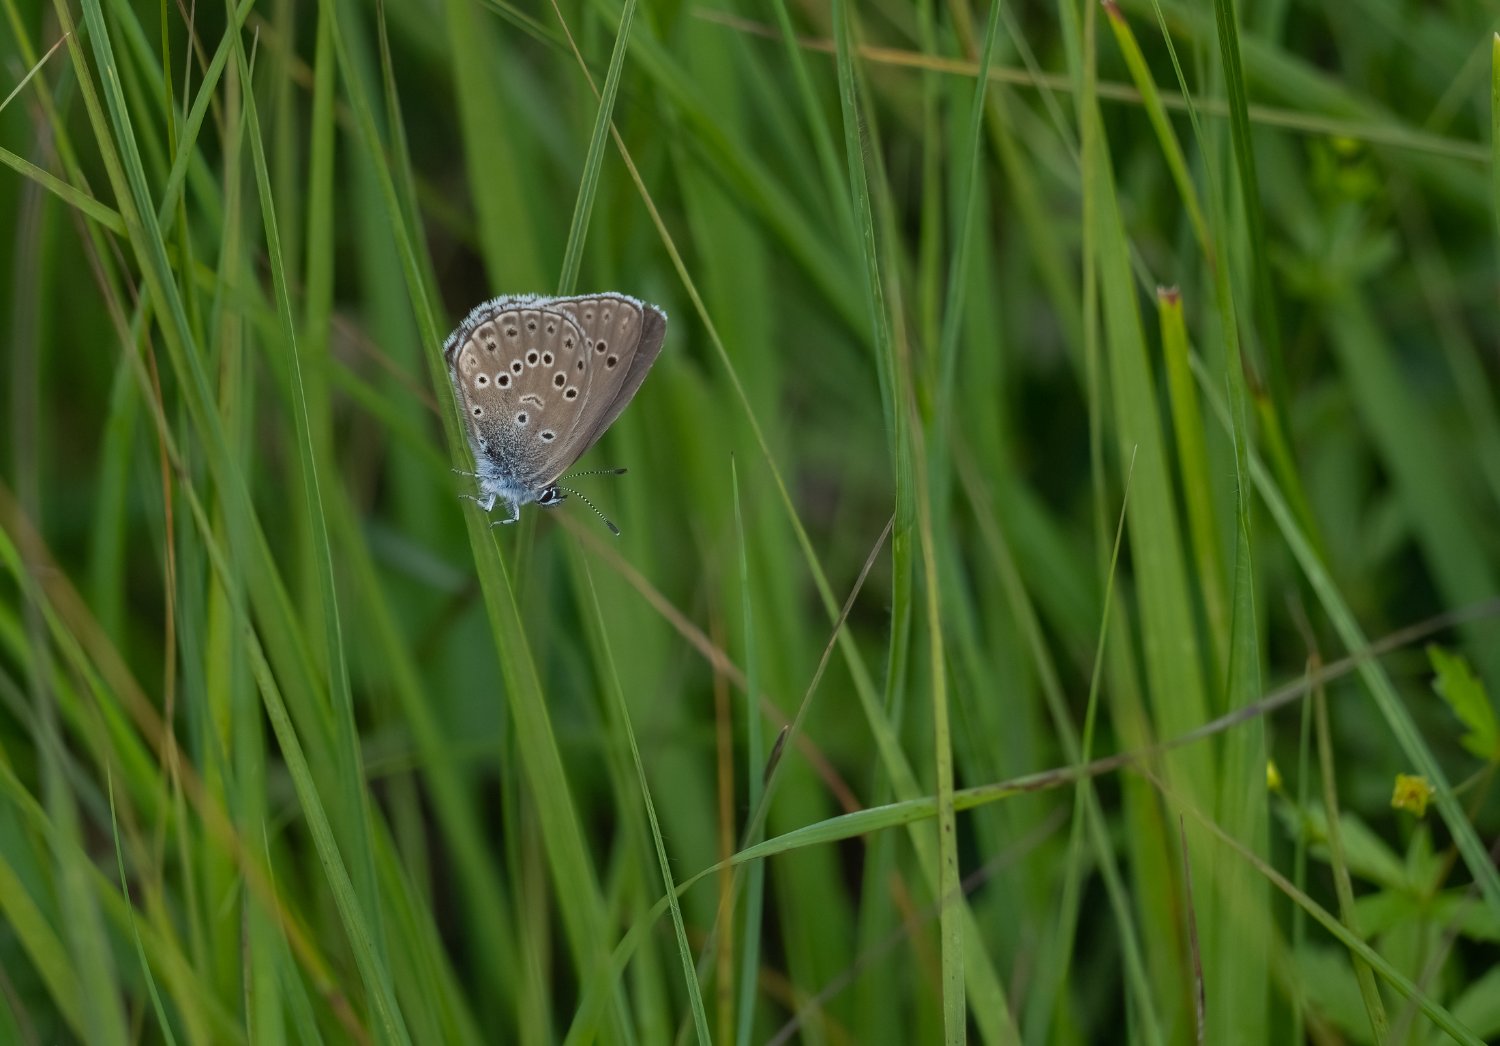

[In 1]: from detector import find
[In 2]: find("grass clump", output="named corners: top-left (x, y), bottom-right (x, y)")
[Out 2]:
top-left (1, 0), bottom-right (1498, 1042)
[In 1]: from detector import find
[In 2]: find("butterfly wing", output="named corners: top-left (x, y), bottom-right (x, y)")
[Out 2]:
top-left (548, 294), bottom-right (668, 451)
top-left (444, 297), bottom-right (595, 491)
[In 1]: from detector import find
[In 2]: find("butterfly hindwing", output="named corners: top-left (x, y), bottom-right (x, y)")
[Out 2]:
top-left (446, 301), bottom-right (593, 487)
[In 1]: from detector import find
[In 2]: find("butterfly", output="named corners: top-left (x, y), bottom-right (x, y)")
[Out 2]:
top-left (443, 293), bottom-right (667, 534)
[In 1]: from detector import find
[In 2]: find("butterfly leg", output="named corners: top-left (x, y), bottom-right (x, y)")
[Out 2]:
top-left (460, 491), bottom-right (498, 512)
top-left (489, 500), bottom-right (521, 528)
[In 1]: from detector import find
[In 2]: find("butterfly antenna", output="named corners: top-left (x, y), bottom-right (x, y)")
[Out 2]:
top-left (558, 486), bottom-right (621, 537)
top-left (567, 467), bottom-right (628, 479)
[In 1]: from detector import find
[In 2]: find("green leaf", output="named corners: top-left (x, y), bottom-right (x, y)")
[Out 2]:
top-left (1430, 891), bottom-right (1500, 944)
top-left (1449, 963), bottom-right (1500, 1042)
top-left (1428, 645), bottom-right (1500, 761)
top-left (1277, 802), bottom-right (1408, 890)
top-left (1295, 946), bottom-right (1376, 1046)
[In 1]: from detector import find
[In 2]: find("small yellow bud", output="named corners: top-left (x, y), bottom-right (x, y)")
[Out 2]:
top-left (1266, 760), bottom-right (1283, 793)
top-left (1331, 135), bottom-right (1362, 157)
top-left (1391, 774), bottom-right (1436, 817)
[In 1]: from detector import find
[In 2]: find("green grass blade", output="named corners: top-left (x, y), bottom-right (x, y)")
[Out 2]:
top-left (441, 0), bottom-right (547, 287)
top-left (1155, 290), bottom-right (1229, 671)
top-left (731, 459), bottom-right (767, 1046)
top-left (0, 144), bottom-right (125, 231)
top-left (244, 633), bottom-right (411, 1045)
top-left (1311, 691), bottom-right (1389, 1040)
top-left (580, 559), bottom-right (710, 1044)
top-left (106, 771), bottom-right (180, 1046)
top-left (1101, 2), bottom-right (1211, 256)
top-left (1493, 34), bottom-right (1500, 283)
top-left (556, 0), bottom-right (640, 293)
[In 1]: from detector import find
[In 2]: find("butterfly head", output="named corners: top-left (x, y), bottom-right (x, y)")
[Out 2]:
top-left (538, 485), bottom-right (567, 508)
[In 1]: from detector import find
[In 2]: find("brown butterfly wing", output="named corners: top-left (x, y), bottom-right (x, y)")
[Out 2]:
top-left (549, 295), bottom-right (668, 451)
top-left (445, 301), bottom-right (594, 488)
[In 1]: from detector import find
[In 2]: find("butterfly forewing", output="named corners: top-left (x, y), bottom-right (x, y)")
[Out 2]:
top-left (550, 294), bottom-right (668, 451)
top-left (447, 302), bottom-right (594, 487)
top-left (581, 302), bottom-right (667, 446)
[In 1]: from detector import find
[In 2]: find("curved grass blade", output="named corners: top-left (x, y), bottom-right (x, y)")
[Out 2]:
top-left (555, 0), bottom-right (640, 293)
top-left (579, 559), bottom-right (710, 1044)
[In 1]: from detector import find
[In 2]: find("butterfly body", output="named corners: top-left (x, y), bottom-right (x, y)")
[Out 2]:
top-left (443, 292), bottom-right (667, 528)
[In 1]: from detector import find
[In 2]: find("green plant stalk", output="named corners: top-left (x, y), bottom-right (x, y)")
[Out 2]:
top-left (1155, 290), bottom-right (1230, 675)
top-left (732, 461), bottom-right (767, 1046)
top-left (1214, 0), bottom-right (1285, 412)
top-left (1102, 4), bottom-right (1212, 256)
top-left (1312, 689), bottom-right (1390, 1040)
top-left (910, 417), bottom-right (966, 1044)
top-left (213, 51), bottom-right (278, 1035)
top-left (108, 771), bottom-right (181, 1046)
top-left (0, 145), bottom-right (125, 230)
top-left (1493, 35), bottom-right (1500, 292)
top-left (556, 0), bottom-right (639, 293)
top-left (443, 0), bottom-right (546, 288)
top-left (581, 561), bottom-right (711, 1044)
top-left (1047, 451), bottom-right (1164, 1046)
top-left (244, 632), bottom-right (411, 1045)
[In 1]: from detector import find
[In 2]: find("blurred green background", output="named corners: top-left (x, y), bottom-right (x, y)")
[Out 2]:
top-left (2, 0), bottom-right (1499, 1042)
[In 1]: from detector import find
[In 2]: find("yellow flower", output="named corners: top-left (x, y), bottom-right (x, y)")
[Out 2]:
top-left (1391, 774), bottom-right (1436, 817)
top-left (1331, 135), bottom-right (1363, 158)
top-left (1266, 760), bottom-right (1283, 793)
